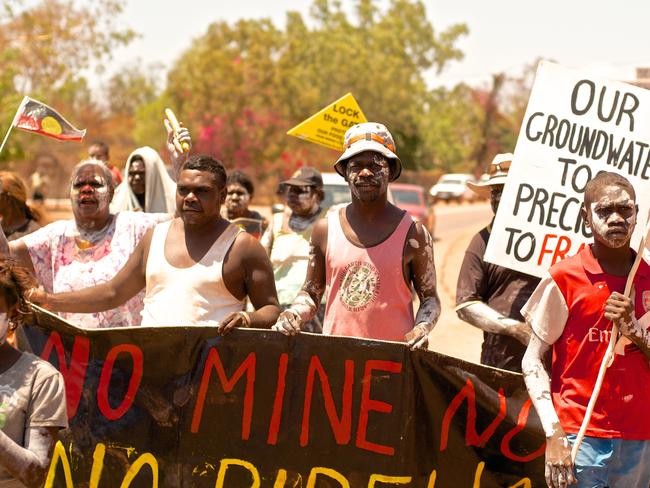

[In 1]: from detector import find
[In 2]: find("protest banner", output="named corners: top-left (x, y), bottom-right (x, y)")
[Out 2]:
top-left (485, 61), bottom-right (650, 277)
top-left (287, 93), bottom-right (367, 151)
top-left (18, 309), bottom-right (545, 487)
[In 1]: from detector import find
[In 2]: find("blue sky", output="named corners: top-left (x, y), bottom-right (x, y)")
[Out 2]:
top-left (107, 0), bottom-right (650, 89)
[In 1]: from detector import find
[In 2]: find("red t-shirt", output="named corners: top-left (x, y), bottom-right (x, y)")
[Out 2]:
top-left (107, 163), bottom-right (123, 186)
top-left (525, 245), bottom-right (650, 439)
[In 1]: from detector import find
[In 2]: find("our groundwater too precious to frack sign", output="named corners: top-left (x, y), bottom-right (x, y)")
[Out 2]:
top-left (19, 308), bottom-right (546, 487)
top-left (485, 60), bottom-right (650, 277)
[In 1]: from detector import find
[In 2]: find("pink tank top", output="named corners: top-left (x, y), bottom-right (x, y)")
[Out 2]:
top-left (323, 209), bottom-right (414, 341)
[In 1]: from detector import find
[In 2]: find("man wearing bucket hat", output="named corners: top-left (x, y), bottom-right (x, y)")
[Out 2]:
top-left (455, 153), bottom-right (540, 372)
top-left (272, 122), bottom-right (441, 349)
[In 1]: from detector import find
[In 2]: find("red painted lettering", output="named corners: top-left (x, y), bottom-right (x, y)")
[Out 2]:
top-left (97, 344), bottom-right (144, 421)
top-left (440, 378), bottom-right (507, 451)
top-left (537, 234), bottom-right (557, 266)
top-left (191, 348), bottom-right (256, 439)
top-left (267, 353), bottom-right (288, 445)
top-left (300, 356), bottom-right (354, 446)
top-left (500, 399), bottom-right (545, 462)
top-left (355, 360), bottom-right (402, 456)
top-left (40, 332), bottom-right (90, 419)
top-left (551, 235), bottom-right (572, 265)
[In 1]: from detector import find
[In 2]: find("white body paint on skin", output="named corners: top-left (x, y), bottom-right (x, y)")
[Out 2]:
top-left (589, 191), bottom-right (635, 248)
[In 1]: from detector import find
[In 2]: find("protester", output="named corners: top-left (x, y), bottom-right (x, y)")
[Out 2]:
top-left (272, 123), bottom-right (440, 349)
top-left (29, 155), bottom-right (280, 331)
top-left (0, 259), bottom-right (67, 487)
top-left (455, 153), bottom-right (539, 372)
top-left (522, 172), bottom-right (650, 488)
top-left (224, 170), bottom-right (268, 239)
top-left (0, 172), bottom-right (43, 241)
top-left (261, 167), bottom-right (326, 332)
top-left (88, 141), bottom-right (122, 187)
top-left (110, 146), bottom-right (177, 214)
top-left (0, 127), bottom-right (191, 329)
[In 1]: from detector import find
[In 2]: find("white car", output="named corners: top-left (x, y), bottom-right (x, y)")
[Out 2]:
top-left (429, 173), bottom-right (476, 203)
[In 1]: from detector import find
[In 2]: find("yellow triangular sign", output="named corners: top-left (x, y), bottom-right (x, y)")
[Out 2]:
top-left (287, 93), bottom-right (367, 151)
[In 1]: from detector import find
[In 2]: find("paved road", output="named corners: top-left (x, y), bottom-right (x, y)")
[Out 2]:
top-left (427, 202), bottom-right (493, 363)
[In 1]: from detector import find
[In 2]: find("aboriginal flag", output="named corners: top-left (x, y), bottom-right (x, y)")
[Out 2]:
top-left (11, 96), bottom-right (86, 141)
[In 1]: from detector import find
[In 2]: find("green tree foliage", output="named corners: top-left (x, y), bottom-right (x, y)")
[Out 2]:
top-left (154, 0), bottom-right (470, 179)
top-left (0, 0), bottom-right (134, 163)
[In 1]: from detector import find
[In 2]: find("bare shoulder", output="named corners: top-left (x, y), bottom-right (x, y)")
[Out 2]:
top-left (231, 231), bottom-right (267, 263)
top-left (409, 219), bottom-right (431, 248)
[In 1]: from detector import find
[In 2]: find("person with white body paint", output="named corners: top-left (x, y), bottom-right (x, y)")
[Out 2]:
top-left (272, 123), bottom-right (441, 349)
top-left (522, 171), bottom-right (650, 487)
top-left (261, 167), bottom-right (326, 332)
top-left (27, 154), bottom-right (280, 332)
top-left (0, 259), bottom-right (67, 487)
top-left (455, 154), bottom-right (540, 372)
top-left (0, 125), bottom-right (192, 329)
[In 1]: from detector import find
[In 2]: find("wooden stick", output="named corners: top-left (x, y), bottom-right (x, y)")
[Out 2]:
top-left (0, 124), bottom-right (13, 156)
top-left (164, 108), bottom-right (189, 153)
top-left (571, 230), bottom-right (647, 462)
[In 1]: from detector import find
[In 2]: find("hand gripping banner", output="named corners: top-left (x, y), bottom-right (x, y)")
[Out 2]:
top-left (19, 310), bottom-right (546, 487)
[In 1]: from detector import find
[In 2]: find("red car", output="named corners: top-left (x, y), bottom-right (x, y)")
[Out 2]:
top-left (389, 183), bottom-right (435, 236)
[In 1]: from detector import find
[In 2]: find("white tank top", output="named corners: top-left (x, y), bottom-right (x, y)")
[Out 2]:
top-left (140, 220), bottom-right (244, 326)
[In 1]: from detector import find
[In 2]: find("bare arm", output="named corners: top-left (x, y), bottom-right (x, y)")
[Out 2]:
top-left (407, 222), bottom-right (441, 350)
top-left (457, 302), bottom-right (532, 345)
top-left (0, 223), bottom-right (35, 274)
top-left (272, 219), bottom-right (327, 336)
top-left (522, 332), bottom-right (575, 488)
top-left (0, 427), bottom-right (58, 487)
top-left (218, 233), bottom-right (280, 334)
top-left (34, 230), bottom-right (151, 313)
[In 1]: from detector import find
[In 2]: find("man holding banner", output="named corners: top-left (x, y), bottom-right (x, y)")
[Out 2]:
top-left (273, 122), bottom-right (440, 349)
top-left (456, 153), bottom-right (540, 372)
top-left (522, 172), bottom-right (650, 487)
top-left (29, 155), bottom-right (280, 331)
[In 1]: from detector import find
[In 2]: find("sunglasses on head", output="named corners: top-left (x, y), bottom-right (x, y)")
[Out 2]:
top-left (487, 160), bottom-right (511, 176)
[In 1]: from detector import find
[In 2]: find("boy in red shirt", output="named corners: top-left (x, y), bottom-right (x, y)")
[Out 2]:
top-left (522, 172), bottom-right (650, 487)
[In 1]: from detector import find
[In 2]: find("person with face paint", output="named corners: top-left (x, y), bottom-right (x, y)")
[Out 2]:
top-left (522, 172), bottom-right (650, 488)
top-left (455, 154), bottom-right (540, 372)
top-left (0, 172), bottom-right (43, 242)
top-left (261, 167), bottom-right (326, 333)
top-left (110, 146), bottom-right (177, 214)
top-left (224, 171), bottom-right (268, 239)
top-left (27, 155), bottom-right (280, 332)
top-left (272, 123), bottom-right (441, 349)
top-left (0, 160), bottom-right (168, 329)
top-left (0, 124), bottom-right (191, 329)
top-left (0, 259), bottom-right (67, 487)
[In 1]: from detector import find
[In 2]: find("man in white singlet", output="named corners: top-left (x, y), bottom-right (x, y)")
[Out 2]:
top-left (31, 155), bottom-right (280, 332)
top-left (272, 123), bottom-right (441, 349)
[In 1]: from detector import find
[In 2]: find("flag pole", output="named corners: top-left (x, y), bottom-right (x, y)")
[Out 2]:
top-left (571, 217), bottom-right (649, 462)
top-left (0, 96), bottom-right (29, 157)
top-left (0, 124), bottom-right (14, 156)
